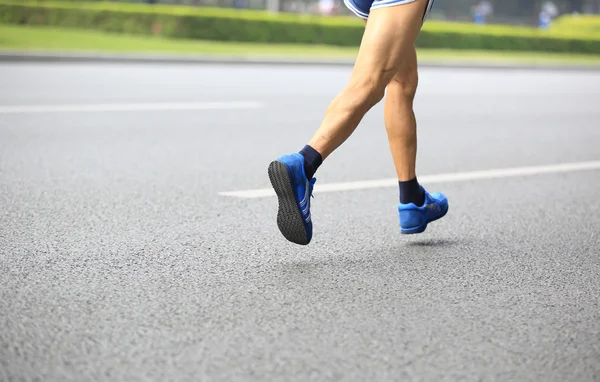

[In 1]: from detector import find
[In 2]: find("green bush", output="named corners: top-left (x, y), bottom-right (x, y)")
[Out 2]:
top-left (1, 0), bottom-right (600, 54)
top-left (552, 14), bottom-right (600, 37)
top-left (0, 1), bottom-right (366, 45)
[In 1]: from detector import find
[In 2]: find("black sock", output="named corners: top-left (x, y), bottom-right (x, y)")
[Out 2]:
top-left (399, 177), bottom-right (425, 206)
top-left (299, 145), bottom-right (322, 180)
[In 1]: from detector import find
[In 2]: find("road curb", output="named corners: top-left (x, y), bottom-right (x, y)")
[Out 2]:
top-left (2, 51), bottom-right (600, 71)
top-left (0, 50), bottom-right (356, 66)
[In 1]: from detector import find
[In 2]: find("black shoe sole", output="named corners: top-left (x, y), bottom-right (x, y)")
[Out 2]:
top-left (268, 160), bottom-right (310, 246)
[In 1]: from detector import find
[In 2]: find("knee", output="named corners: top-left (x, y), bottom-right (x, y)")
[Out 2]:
top-left (390, 68), bottom-right (419, 102)
top-left (347, 74), bottom-right (388, 110)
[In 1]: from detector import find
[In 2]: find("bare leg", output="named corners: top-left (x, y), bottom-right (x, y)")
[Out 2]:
top-left (384, 46), bottom-right (419, 182)
top-left (267, 0), bottom-right (445, 245)
top-left (307, 0), bottom-right (428, 160)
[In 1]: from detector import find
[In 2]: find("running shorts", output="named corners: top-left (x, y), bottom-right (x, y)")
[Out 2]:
top-left (343, 0), bottom-right (435, 21)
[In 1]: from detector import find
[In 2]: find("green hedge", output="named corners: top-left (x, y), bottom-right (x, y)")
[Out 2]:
top-left (0, 1), bottom-right (366, 45)
top-left (552, 14), bottom-right (600, 37)
top-left (1, 0), bottom-right (600, 54)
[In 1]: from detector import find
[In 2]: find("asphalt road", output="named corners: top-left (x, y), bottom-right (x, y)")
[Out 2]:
top-left (1, 62), bottom-right (600, 382)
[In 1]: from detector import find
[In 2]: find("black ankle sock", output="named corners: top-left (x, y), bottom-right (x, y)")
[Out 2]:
top-left (299, 145), bottom-right (322, 180)
top-left (399, 177), bottom-right (425, 206)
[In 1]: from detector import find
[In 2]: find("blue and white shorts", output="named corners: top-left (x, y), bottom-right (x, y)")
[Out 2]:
top-left (344, 0), bottom-right (435, 21)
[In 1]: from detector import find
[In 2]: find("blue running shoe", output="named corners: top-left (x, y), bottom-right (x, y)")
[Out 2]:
top-left (268, 153), bottom-right (316, 245)
top-left (398, 186), bottom-right (448, 234)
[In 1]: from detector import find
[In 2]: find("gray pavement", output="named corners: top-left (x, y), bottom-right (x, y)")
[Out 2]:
top-left (3, 50), bottom-right (600, 71)
top-left (1, 62), bottom-right (600, 382)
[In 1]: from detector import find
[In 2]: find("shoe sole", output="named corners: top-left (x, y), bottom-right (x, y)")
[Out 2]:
top-left (268, 160), bottom-right (310, 245)
top-left (401, 203), bottom-right (449, 235)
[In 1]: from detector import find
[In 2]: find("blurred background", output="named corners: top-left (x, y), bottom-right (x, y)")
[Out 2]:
top-left (2, 0), bottom-right (599, 65)
top-left (52, 0), bottom-right (600, 25)
top-left (0, 0), bottom-right (600, 65)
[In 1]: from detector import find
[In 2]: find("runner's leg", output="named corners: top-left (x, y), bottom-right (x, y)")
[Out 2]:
top-left (307, 0), bottom-right (429, 160)
top-left (383, 46), bottom-right (427, 206)
top-left (267, 0), bottom-right (443, 244)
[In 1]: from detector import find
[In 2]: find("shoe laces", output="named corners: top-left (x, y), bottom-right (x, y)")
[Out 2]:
top-left (309, 177), bottom-right (317, 198)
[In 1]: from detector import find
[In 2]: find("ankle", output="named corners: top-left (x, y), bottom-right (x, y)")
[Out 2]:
top-left (399, 177), bottom-right (425, 206)
top-left (299, 145), bottom-right (323, 180)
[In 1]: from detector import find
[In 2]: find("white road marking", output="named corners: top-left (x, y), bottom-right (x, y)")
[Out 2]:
top-left (0, 101), bottom-right (264, 114)
top-left (219, 160), bottom-right (600, 199)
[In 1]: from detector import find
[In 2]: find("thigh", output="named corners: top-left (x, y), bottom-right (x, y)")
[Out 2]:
top-left (349, 0), bottom-right (428, 86)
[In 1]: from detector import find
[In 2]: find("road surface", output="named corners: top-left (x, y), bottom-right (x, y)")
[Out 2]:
top-left (1, 62), bottom-right (599, 382)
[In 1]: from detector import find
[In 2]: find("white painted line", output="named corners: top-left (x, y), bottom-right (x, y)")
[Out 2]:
top-left (219, 160), bottom-right (600, 199)
top-left (0, 101), bottom-right (264, 114)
